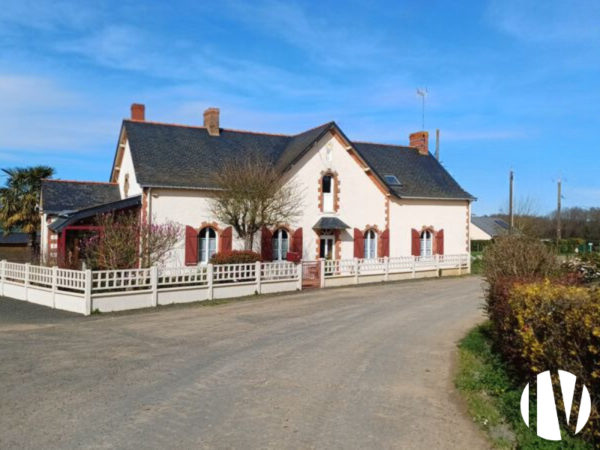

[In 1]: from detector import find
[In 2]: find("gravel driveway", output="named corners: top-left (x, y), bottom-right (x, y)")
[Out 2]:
top-left (0, 277), bottom-right (488, 449)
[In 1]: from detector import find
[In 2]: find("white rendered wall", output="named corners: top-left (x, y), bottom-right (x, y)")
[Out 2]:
top-left (117, 141), bottom-right (142, 198)
top-left (470, 223), bottom-right (492, 240)
top-left (389, 199), bottom-right (470, 256)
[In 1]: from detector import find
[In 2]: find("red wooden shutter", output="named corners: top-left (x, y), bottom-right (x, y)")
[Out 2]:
top-left (220, 226), bottom-right (233, 252)
top-left (380, 228), bottom-right (390, 257)
top-left (261, 227), bottom-right (273, 261)
top-left (291, 228), bottom-right (303, 255)
top-left (435, 229), bottom-right (444, 255)
top-left (353, 228), bottom-right (364, 258)
top-left (185, 226), bottom-right (198, 266)
top-left (411, 229), bottom-right (420, 256)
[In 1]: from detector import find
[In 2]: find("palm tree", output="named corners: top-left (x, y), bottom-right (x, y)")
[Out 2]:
top-left (0, 166), bottom-right (55, 252)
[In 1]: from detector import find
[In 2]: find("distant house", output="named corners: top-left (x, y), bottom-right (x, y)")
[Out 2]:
top-left (40, 104), bottom-right (475, 268)
top-left (0, 230), bottom-right (32, 263)
top-left (470, 216), bottom-right (509, 240)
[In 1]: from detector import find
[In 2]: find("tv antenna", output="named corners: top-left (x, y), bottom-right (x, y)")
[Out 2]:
top-left (416, 88), bottom-right (428, 129)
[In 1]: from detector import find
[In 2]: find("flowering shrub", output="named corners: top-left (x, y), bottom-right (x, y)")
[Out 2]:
top-left (209, 250), bottom-right (261, 265)
top-left (562, 254), bottom-right (600, 285)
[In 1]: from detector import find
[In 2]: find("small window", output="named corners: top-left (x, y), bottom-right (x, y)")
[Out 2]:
top-left (272, 229), bottom-right (289, 261)
top-left (420, 230), bottom-right (433, 257)
top-left (384, 175), bottom-right (401, 185)
top-left (322, 175), bottom-right (332, 193)
top-left (198, 227), bottom-right (217, 263)
top-left (364, 229), bottom-right (377, 259)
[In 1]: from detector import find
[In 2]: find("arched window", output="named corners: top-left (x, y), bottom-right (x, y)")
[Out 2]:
top-left (322, 175), bottom-right (333, 212)
top-left (420, 230), bottom-right (433, 257)
top-left (272, 229), bottom-right (289, 261)
top-left (364, 229), bottom-right (377, 259)
top-left (198, 227), bottom-right (217, 263)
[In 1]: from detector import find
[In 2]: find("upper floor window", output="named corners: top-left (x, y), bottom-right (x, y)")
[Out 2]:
top-left (322, 175), bottom-right (333, 212)
top-left (420, 230), bottom-right (433, 257)
top-left (198, 227), bottom-right (217, 263)
top-left (364, 229), bottom-right (377, 259)
top-left (272, 229), bottom-right (289, 261)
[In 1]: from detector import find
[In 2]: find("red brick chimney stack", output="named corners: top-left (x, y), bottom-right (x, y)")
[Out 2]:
top-left (409, 131), bottom-right (429, 155)
top-left (204, 107), bottom-right (220, 136)
top-left (130, 103), bottom-right (145, 121)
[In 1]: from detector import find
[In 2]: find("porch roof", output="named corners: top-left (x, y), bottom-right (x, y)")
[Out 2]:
top-left (312, 217), bottom-right (350, 230)
top-left (49, 196), bottom-right (142, 233)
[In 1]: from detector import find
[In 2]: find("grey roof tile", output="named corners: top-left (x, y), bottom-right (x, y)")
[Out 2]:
top-left (41, 180), bottom-right (121, 214)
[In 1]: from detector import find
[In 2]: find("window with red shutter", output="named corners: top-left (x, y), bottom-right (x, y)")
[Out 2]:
top-left (185, 226), bottom-right (198, 266)
top-left (261, 227), bottom-right (273, 261)
top-left (353, 228), bottom-right (364, 258)
top-left (380, 228), bottom-right (390, 257)
top-left (411, 229), bottom-right (420, 256)
top-left (220, 227), bottom-right (233, 253)
top-left (435, 229), bottom-right (444, 255)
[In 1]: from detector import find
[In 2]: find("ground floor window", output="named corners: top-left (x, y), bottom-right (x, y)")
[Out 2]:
top-left (199, 227), bottom-right (217, 263)
top-left (364, 229), bottom-right (377, 259)
top-left (420, 230), bottom-right (433, 257)
top-left (272, 229), bottom-right (289, 261)
top-left (319, 234), bottom-right (335, 260)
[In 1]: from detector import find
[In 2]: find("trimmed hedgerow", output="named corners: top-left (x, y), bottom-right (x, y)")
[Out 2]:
top-left (209, 250), bottom-right (261, 265)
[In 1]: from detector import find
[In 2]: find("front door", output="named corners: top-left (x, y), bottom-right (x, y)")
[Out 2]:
top-left (319, 235), bottom-right (334, 260)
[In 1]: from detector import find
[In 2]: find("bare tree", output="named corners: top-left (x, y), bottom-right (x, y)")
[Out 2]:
top-left (209, 153), bottom-right (302, 250)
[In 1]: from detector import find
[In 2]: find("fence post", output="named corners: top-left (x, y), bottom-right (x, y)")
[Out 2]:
top-left (467, 253), bottom-right (471, 274)
top-left (319, 259), bottom-right (325, 288)
top-left (296, 262), bottom-right (303, 290)
top-left (354, 258), bottom-right (359, 285)
top-left (458, 255), bottom-right (463, 276)
top-left (84, 269), bottom-right (92, 316)
top-left (412, 257), bottom-right (416, 278)
top-left (24, 263), bottom-right (30, 300)
top-left (207, 263), bottom-right (214, 300)
top-left (0, 260), bottom-right (5, 297)
top-left (51, 266), bottom-right (58, 308)
top-left (384, 256), bottom-right (389, 282)
top-left (255, 261), bottom-right (262, 294)
top-left (151, 265), bottom-right (158, 307)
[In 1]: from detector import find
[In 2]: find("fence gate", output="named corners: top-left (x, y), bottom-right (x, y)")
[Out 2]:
top-left (302, 261), bottom-right (321, 288)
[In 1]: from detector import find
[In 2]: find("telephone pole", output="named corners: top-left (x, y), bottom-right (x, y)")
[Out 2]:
top-left (509, 170), bottom-right (514, 233)
top-left (556, 179), bottom-right (562, 244)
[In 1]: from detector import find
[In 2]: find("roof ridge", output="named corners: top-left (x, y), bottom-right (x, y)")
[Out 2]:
top-left (352, 140), bottom-right (414, 149)
top-left (124, 119), bottom-right (292, 137)
top-left (292, 121), bottom-right (335, 137)
top-left (43, 179), bottom-right (117, 185)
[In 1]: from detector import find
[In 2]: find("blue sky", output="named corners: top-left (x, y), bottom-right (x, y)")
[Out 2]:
top-left (1, 0), bottom-right (599, 215)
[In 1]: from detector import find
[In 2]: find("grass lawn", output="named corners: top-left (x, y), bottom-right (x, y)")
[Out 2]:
top-left (455, 322), bottom-right (592, 449)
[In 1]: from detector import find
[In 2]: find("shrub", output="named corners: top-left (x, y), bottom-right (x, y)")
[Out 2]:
top-left (482, 234), bottom-right (559, 290)
top-left (209, 250), bottom-right (261, 265)
top-left (498, 281), bottom-right (600, 443)
top-left (562, 254), bottom-right (600, 285)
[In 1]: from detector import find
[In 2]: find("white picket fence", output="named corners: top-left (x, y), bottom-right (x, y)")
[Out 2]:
top-left (0, 254), bottom-right (469, 315)
top-left (321, 254), bottom-right (469, 287)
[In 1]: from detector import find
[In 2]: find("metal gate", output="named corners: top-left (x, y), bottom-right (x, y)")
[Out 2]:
top-left (302, 261), bottom-right (321, 288)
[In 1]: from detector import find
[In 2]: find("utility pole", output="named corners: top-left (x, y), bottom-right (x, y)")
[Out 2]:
top-left (435, 129), bottom-right (440, 161)
top-left (509, 170), bottom-right (514, 233)
top-left (556, 179), bottom-right (562, 244)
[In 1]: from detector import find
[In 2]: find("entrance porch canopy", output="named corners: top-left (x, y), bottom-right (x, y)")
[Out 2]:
top-left (312, 217), bottom-right (349, 230)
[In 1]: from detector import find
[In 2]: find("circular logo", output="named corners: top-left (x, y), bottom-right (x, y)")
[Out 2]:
top-left (520, 369), bottom-right (591, 441)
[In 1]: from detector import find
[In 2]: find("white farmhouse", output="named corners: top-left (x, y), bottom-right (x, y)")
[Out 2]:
top-left (40, 104), bottom-right (475, 268)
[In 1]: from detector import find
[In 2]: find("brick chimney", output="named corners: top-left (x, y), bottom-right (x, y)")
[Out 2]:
top-left (130, 103), bottom-right (145, 121)
top-left (203, 107), bottom-right (220, 136)
top-left (409, 131), bottom-right (429, 155)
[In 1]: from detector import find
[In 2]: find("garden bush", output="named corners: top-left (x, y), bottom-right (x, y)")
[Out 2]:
top-left (209, 250), bottom-right (261, 265)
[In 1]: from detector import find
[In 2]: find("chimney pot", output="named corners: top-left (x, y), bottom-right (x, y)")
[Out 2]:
top-left (203, 107), bottom-right (220, 136)
top-left (409, 131), bottom-right (429, 155)
top-left (130, 103), bottom-right (145, 121)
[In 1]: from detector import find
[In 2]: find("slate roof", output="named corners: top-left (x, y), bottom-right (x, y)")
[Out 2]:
top-left (41, 180), bottom-right (121, 214)
top-left (49, 196), bottom-right (142, 233)
top-left (471, 216), bottom-right (509, 237)
top-left (0, 231), bottom-right (30, 245)
top-left (313, 217), bottom-right (350, 230)
top-left (119, 120), bottom-right (474, 200)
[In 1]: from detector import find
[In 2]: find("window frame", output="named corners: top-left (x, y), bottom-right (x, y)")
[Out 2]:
top-left (420, 230), bottom-right (433, 257)
top-left (364, 229), bottom-right (377, 259)
top-left (272, 228), bottom-right (289, 261)
top-left (198, 226), bottom-right (218, 263)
